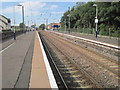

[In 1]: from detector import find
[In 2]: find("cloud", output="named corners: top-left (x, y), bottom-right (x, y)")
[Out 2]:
top-left (21, 1), bottom-right (46, 16)
top-left (43, 4), bottom-right (58, 11)
top-left (49, 5), bottom-right (58, 9)
top-left (20, 1), bottom-right (46, 10)
top-left (2, 0), bottom-right (119, 2)
top-left (1, 0), bottom-right (89, 2)
top-left (2, 1), bottom-right (46, 16)
top-left (2, 6), bottom-right (18, 14)
top-left (51, 11), bottom-right (64, 14)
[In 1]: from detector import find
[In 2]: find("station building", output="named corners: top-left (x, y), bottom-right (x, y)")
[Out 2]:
top-left (47, 23), bottom-right (61, 30)
top-left (0, 15), bottom-right (11, 31)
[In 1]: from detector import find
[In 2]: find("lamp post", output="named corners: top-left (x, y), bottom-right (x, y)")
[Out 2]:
top-left (45, 19), bottom-right (48, 30)
top-left (93, 4), bottom-right (98, 38)
top-left (13, 4), bottom-right (25, 40)
top-left (64, 19), bottom-right (67, 32)
top-left (26, 16), bottom-right (29, 31)
top-left (45, 13), bottom-right (51, 30)
top-left (17, 4), bottom-right (25, 31)
top-left (67, 7), bottom-right (71, 33)
top-left (13, 6), bottom-right (16, 40)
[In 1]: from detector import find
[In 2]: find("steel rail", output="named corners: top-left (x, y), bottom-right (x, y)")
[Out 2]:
top-left (51, 40), bottom-right (104, 88)
top-left (39, 32), bottom-right (68, 89)
top-left (63, 52), bottom-right (104, 88)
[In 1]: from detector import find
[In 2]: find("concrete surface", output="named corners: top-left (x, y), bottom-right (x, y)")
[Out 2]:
top-left (2, 31), bottom-right (35, 88)
top-left (59, 31), bottom-right (119, 46)
top-left (29, 32), bottom-right (51, 88)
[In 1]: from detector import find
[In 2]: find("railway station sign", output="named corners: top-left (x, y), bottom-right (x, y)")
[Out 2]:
top-left (95, 19), bottom-right (98, 23)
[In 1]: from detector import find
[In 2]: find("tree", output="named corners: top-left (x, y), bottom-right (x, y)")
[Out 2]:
top-left (60, 2), bottom-right (120, 37)
top-left (39, 24), bottom-right (45, 30)
top-left (31, 25), bottom-right (35, 28)
top-left (19, 23), bottom-right (25, 29)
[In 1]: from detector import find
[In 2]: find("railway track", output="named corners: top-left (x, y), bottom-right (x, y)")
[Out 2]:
top-left (46, 31), bottom-right (119, 76)
top-left (52, 31), bottom-right (119, 63)
top-left (40, 31), bottom-right (119, 88)
top-left (52, 31), bottom-right (119, 77)
top-left (39, 32), bottom-right (68, 89)
top-left (39, 32), bottom-right (103, 89)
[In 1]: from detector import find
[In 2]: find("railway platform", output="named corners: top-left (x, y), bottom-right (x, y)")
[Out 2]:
top-left (54, 31), bottom-right (119, 46)
top-left (2, 31), bottom-right (35, 88)
top-left (51, 31), bottom-right (119, 50)
top-left (1, 31), bottom-right (58, 89)
top-left (1, 30), bottom-right (119, 89)
top-left (29, 32), bottom-right (58, 88)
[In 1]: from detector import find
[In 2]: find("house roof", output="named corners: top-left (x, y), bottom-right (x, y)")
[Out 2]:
top-left (0, 15), bottom-right (11, 22)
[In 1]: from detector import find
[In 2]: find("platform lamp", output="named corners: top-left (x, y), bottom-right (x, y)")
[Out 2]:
top-left (17, 4), bottom-right (25, 32)
top-left (93, 4), bottom-right (98, 38)
top-left (67, 7), bottom-right (71, 33)
top-left (13, 6), bottom-right (16, 40)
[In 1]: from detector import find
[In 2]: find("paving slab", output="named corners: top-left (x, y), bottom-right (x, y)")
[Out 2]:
top-left (58, 31), bottom-right (119, 46)
top-left (2, 31), bottom-right (35, 88)
top-left (29, 32), bottom-right (51, 88)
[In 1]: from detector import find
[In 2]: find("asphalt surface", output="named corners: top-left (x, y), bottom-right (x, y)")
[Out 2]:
top-left (2, 31), bottom-right (35, 88)
top-left (58, 31), bottom-right (119, 46)
top-left (1, 34), bottom-right (24, 51)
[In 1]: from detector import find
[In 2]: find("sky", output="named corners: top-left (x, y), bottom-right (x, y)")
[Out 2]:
top-left (0, 0), bottom-right (82, 27)
top-left (1, 0), bottom-right (120, 27)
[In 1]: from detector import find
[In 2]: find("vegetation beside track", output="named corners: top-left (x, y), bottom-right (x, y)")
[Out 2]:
top-left (60, 2), bottom-right (120, 37)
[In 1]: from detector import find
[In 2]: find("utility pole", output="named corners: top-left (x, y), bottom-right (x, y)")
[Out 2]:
top-left (46, 19), bottom-right (48, 30)
top-left (13, 6), bottom-right (16, 40)
top-left (68, 7), bottom-right (71, 33)
top-left (65, 19), bottom-right (67, 32)
top-left (45, 13), bottom-right (51, 30)
top-left (68, 14), bottom-right (70, 33)
top-left (22, 6), bottom-right (25, 30)
top-left (27, 20), bottom-right (29, 30)
top-left (109, 28), bottom-right (111, 38)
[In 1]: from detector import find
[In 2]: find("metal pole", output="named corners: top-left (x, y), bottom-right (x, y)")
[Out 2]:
top-left (96, 23), bottom-right (97, 38)
top-left (68, 14), bottom-right (70, 33)
top-left (13, 6), bottom-right (16, 40)
top-left (27, 20), bottom-right (29, 31)
top-left (22, 6), bottom-right (24, 25)
top-left (65, 19), bottom-right (66, 32)
top-left (68, 7), bottom-right (71, 33)
top-left (109, 28), bottom-right (111, 38)
top-left (96, 6), bottom-right (98, 38)
top-left (22, 6), bottom-right (25, 32)
top-left (46, 19), bottom-right (48, 30)
top-left (96, 6), bottom-right (97, 18)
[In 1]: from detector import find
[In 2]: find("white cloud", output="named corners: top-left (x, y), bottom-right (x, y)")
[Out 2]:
top-left (51, 11), bottom-right (64, 14)
top-left (43, 5), bottom-right (58, 10)
top-left (1, 0), bottom-right (119, 2)
top-left (49, 5), bottom-right (58, 9)
top-left (1, 0), bottom-right (89, 2)
top-left (2, 1), bottom-right (46, 16)
top-left (20, 1), bottom-right (46, 10)
top-left (21, 1), bottom-right (46, 16)
top-left (2, 6), bottom-right (17, 14)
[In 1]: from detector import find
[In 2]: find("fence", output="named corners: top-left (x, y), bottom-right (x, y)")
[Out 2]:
top-left (60, 27), bottom-right (119, 38)
top-left (0, 30), bottom-right (26, 40)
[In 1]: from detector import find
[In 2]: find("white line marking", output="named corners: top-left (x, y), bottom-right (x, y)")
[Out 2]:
top-left (0, 43), bottom-right (15, 53)
top-left (37, 32), bottom-right (58, 89)
top-left (52, 31), bottom-right (119, 49)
